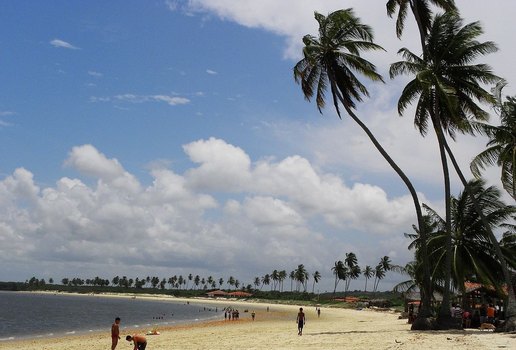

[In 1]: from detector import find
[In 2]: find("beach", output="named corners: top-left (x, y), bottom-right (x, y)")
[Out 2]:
top-left (1, 296), bottom-right (515, 350)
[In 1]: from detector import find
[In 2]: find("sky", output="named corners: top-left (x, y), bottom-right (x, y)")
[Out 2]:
top-left (1, 0), bottom-right (515, 292)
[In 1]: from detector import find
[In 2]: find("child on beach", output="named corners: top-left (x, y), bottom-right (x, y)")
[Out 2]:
top-left (111, 317), bottom-right (121, 350)
top-left (296, 307), bottom-right (305, 336)
top-left (126, 334), bottom-right (147, 350)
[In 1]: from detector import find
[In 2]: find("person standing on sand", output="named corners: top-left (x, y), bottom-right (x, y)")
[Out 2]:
top-left (126, 334), bottom-right (147, 350)
top-left (296, 307), bottom-right (305, 335)
top-left (111, 317), bottom-right (121, 350)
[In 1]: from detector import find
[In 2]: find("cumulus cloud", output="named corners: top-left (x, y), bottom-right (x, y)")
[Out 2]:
top-left (0, 139), bottom-right (421, 289)
top-left (50, 38), bottom-right (80, 50)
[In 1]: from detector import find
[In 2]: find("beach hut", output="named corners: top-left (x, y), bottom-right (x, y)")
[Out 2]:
top-left (206, 290), bottom-right (229, 298)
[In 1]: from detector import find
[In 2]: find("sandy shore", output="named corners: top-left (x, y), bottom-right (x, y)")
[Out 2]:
top-left (1, 296), bottom-right (515, 349)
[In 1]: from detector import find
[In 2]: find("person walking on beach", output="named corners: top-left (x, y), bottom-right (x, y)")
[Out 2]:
top-left (126, 334), bottom-right (147, 350)
top-left (111, 317), bottom-right (121, 350)
top-left (296, 307), bottom-right (305, 336)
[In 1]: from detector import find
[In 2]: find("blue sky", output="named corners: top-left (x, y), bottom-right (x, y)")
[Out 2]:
top-left (1, 0), bottom-right (515, 292)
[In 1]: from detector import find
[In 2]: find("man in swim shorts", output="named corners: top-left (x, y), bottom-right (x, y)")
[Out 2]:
top-left (111, 317), bottom-right (120, 350)
top-left (296, 307), bottom-right (305, 335)
top-left (126, 334), bottom-right (147, 350)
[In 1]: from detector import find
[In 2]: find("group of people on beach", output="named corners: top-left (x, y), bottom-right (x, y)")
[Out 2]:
top-left (451, 302), bottom-right (502, 328)
top-left (111, 317), bottom-right (147, 350)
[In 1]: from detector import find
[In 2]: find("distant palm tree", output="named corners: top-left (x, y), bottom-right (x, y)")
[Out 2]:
top-left (279, 270), bottom-right (287, 292)
top-left (289, 271), bottom-right (295, 292)
top-left (312, 271), bottom-right (321, 294)
top-left (294, 264), bottom-right (308, 292)
top-left (254, 277), bottom-right (261, 289)
top-left (218, 278), bottom-right (224, 288)
top-left (363, 266), bottom-right (373, 292)
top-left (344, 252), bottom-right (360, 296)
top-left (332, 260), bottom-right (347, 295)
top-left (227, 276), bottom-right (235, 290)
top-left (373, 263), bottom-right (386, 293)
top-left (261, 274), bottom-right (270, 291)
top-left (271, 270), bottom-right (279, 291)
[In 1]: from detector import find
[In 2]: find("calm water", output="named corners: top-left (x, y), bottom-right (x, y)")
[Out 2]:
top-left (0, 291), bottom-right (220, 341)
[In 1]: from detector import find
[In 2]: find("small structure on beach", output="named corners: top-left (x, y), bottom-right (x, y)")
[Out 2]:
top-left (206, 290), bottom-right (229, 297)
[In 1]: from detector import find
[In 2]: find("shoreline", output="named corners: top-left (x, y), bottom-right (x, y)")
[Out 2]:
top-left (1, 292), bottom-right (515, 349)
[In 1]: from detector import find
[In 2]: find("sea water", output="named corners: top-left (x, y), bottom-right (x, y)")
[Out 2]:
top-left (0, 291), bottom-right (220, 341)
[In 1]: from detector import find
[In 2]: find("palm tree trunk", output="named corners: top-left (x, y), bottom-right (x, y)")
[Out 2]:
top-left (443, 139), bottom-right (516, 332)
top-left (432, 119), bottom-right (455, 329)
top-left (364, 277), bottom-right (368, 292)
top-left (341, 104), bottom-right (433, 318)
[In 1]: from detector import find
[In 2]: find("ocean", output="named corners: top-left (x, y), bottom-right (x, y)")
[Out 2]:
top-left (0, 291), bottom-right (220, 341)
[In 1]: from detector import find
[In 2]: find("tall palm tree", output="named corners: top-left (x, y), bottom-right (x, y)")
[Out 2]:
top-left (390, 11), bottom-right (499, 327)
top-left (312, 271), bottom-right (321, 294)
top-left (289, 270), bottom-right (295, 292)
top-left (471, 90), bottom-right (516, 201)
top-left (294, 8), bottom-right (431, 318)
top-left (386, 0), bottom-right (456, 326)
top-left (363, 265), bottom-right (373, 292)
top-left (386, 0), bottom-right (456, 49)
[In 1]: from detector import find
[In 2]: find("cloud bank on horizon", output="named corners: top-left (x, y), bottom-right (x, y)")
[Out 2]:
top-left (0, 0), bottom-right (514, 290)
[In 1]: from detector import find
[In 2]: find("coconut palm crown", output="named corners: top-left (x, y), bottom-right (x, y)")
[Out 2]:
top-left (294, 9), bottom-right (384, 118)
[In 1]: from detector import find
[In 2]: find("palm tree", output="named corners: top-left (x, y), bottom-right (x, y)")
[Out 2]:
top-left (279, 270), bottom-right (287, 292)
top-left (386, 0), bottom-right (456, 326)
top-left (390, 11), bottom-right (500, 327)
top-left (271, 270), bottom-right (279, 291)
top-left (312, 271), bottom-right (321, 294)
top-left (373, 263), bottom-right (386, 292)
top-left (392, 261), bottom-right (420, 294)
top-left (294, 8), bottom-right (430, 315)
top-left (294, 264), bottom-right (308, 292)
top-left (363, 266), bottom-right (373, 292)
top-left (471, 90), bottom-right (516, 201)
top-left (289, 271), bottom-right (295, 292)
top-left (253, 277), bottom-right (261, 290)
top-left (386, 0), bottom-right (456, 49)
top-left (261, 274), bottom-right (270, 291)
top-left (421, 180), bottom-right (516, 301)
top-left (345, 265), bottom-right (361, 295)
top-left (227, 276), bottom-right (235, 290)
top-left (344, 252), bottom-right (360, 296)
top-left (332, 260), bottom-right (347, 295)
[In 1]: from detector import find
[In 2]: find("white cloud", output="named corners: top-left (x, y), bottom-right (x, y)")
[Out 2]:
top-left (88, 70), bottom-right (103, 77)
top-left (50, 38), bottom-right (80, 50)
top-left (206, 69), bottom-right (218, 75)
top-left (0, 140), bottom-right (422, 289)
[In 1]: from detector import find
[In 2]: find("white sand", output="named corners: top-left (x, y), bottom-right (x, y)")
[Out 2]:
top-left (1, 295), bottom-right (515, 349)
